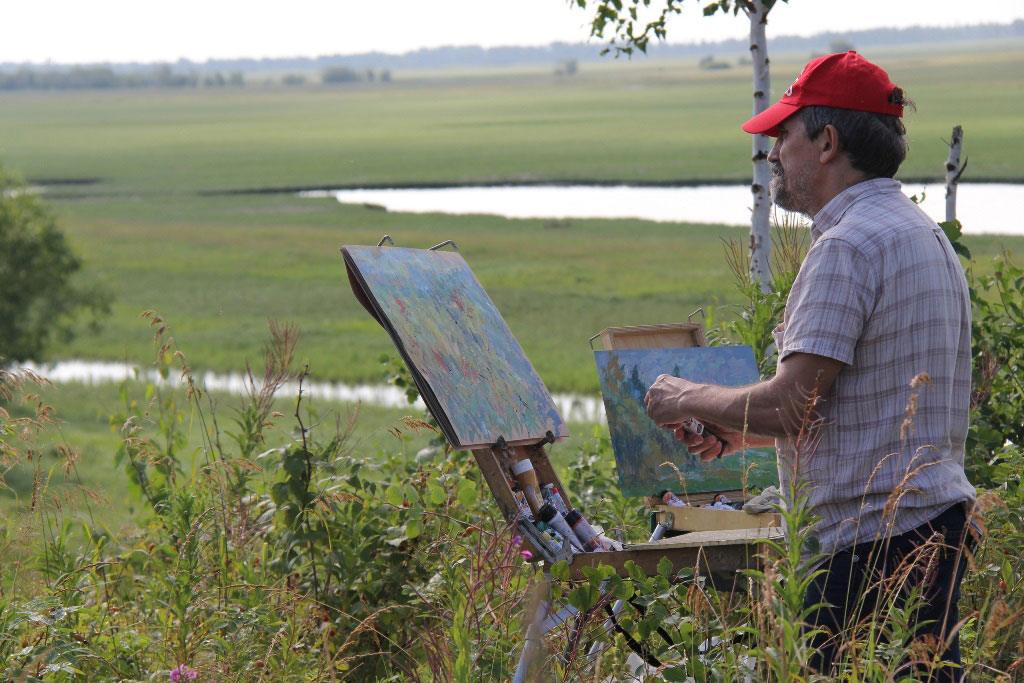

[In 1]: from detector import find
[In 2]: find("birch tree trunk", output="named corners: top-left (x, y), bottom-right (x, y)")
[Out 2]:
top-left (945, 125), bottom-right (964, 223)
top-left (747, 0), bottom-right (772, 291)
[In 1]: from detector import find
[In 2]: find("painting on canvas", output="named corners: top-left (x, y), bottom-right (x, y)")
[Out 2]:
top-left (594, 346), bottom-right (777, 497)
top-left (343, 245), bottom-right (567, 449)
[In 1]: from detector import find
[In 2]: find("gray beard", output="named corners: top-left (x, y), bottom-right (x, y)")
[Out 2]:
top-left (769, 163), bottom-right (811, 217)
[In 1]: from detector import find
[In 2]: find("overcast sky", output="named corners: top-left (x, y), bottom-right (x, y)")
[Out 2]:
top-left (4, 0), bottom-right (1023, 65)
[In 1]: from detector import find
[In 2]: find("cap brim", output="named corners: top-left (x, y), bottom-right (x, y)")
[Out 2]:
top-left (742, 101), bottom-right (802, 136)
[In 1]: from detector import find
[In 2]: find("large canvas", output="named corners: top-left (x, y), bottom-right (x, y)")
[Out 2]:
top-left (595, 346), bottom-right (777, 497)
top-left (343, 245), bottom-right (567, 449)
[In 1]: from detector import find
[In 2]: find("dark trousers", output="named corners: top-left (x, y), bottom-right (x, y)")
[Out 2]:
top-left (804, 504), bottom-right (972, 681)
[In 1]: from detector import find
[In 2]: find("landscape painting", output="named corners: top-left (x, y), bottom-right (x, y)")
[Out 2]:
top-left (595, 346), bottom-right (777, 497)
top-left (343, 245), bottom-right (567, 449)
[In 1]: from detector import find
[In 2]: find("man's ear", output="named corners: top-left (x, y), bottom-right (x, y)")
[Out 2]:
top-left (818, 124), bottom-right (841, 163)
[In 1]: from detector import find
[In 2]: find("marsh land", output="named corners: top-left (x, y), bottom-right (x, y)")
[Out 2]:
top-left (2, 38), bottom-right (1023, 518)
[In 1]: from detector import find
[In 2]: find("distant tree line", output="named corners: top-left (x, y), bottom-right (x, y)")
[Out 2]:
top-left (2, 20), bottom-right (993, 76)
top-left (0, 65), bottom-right (245, 91)
top-left (321, 67), bottom-right (391, 84)
top-left (1, 20), bottom-right (1018, 89)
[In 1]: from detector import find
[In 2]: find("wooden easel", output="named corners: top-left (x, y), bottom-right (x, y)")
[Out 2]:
top-left (493, 323), bottom-right (783, 678)
top-left (342, 240), bottom-right (781, 677)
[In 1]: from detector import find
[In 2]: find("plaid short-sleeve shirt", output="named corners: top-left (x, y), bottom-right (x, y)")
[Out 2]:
top-left (775, 178), bottom-right (975, 559)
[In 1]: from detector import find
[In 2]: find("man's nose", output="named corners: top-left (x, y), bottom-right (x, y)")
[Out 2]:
top-left (767, 139), bottom-right (781, 163)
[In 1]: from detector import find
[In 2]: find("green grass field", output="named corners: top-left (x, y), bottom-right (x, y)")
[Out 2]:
top-left (2, 37), bottom-right (1022, 530)
top-left (1, 40), bottom-right (1022, 193)
top-left (1, 39), bottom-right (1021, 393)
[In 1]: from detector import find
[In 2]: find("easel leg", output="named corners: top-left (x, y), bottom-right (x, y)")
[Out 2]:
top-left (513, 578), bottom-right (553, 683)
top-left (585, 523), bottom-right (669, 662)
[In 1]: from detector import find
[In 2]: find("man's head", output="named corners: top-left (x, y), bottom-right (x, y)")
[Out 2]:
top-left (743, 52), bottom-right (911, 216)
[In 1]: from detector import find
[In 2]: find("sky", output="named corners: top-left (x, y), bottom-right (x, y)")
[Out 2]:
top-left (3, 0), bottom-right (1023, 65)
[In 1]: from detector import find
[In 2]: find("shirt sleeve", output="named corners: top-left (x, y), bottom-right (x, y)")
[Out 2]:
top-left (781, 236), bottom-right (877, 366)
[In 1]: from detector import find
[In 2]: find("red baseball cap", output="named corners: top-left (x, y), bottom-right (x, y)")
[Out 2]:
top-left (742, 51), bottom-right (904, 136)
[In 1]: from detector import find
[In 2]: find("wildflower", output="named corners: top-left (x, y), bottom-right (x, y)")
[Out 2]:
top-left (170, 665), bottom-right (198, 682)
top-left (520, 550), bottom-right (533, 560)
top-left (511, 535), bottom-right (522, 545)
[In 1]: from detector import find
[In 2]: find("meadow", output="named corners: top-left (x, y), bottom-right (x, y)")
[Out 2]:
top-left (0, 39), bottom-right (1023, 398)
top-left (2, 36), bottom-right (1023, 526)
top-left (3, 37), bottom-right (1024, 681)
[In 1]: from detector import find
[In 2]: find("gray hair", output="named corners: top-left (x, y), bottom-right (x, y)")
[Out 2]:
top-left (798, 91), bottom-right (913, 179)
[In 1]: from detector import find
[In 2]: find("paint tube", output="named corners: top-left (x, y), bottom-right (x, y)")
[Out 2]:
top-left (597, 533), bottom-right (623, 552)
top-left (681, 417), bottom-right (705, 436)
top-left (513, 488), bottom-right (534, 522)
top-left (660, 491), bottom-right (686, 507)
top-left (511, 458), bottom-right (543, 515)
top-left (682, 418), bottom-right (724, 459)
top-left (564, 509), bottom-right (608, 552)
top-left (541, 484), bottom-right (570, 516)
top-left (542, 526), bottom-right (570, 553)
top-left (538, 503), bottom-right (585, 551)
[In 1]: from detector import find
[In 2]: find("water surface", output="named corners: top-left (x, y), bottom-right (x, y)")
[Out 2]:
top-left (304, 182), bottom-right (1023, 234)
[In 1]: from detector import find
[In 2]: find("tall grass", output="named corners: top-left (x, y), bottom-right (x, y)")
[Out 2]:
top-left (4, 229), bottom-right (1024, 680)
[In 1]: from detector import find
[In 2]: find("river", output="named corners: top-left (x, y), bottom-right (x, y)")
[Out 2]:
top-left (302, 182), bottom-right (1024, 234)
top-left (17, 359), bottom-right (607, 424)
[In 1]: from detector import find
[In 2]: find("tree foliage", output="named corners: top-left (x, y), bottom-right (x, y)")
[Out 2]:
top-left (0, 166), bottom-right (110, 362)
top-left (574, 0), bottom-right (785, 56)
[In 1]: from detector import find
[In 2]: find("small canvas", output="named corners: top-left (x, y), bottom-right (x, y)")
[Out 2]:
top-left (343, 245), bottom-right (568, 449)
top-left (594, 346), bottom-right (777, 497)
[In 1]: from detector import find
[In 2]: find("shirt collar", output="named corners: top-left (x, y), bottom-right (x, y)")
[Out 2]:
top-left (810, 177), bottom-right (903, 240)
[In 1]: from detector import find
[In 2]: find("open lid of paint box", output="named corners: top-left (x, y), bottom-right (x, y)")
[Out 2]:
top-left (591, 323), bottom-right (779, 505)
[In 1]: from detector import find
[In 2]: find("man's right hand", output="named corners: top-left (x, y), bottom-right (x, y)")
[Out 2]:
top-left (672, 422), bottom-right (766, 461)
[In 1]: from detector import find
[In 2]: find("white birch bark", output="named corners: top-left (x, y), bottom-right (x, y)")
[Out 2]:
top-left (944, 125), bottom-right (964, 223)
top-left (747, 0), bottom-right (772, 291)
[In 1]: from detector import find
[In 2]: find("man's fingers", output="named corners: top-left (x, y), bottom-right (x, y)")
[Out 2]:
top-left (699, 439), bottom-right (725, 461)
top-left (678, 430), bottom-right (718, 453)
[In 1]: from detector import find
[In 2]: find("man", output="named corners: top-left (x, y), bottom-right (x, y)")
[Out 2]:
top-left (644, 51), bottom-right (975, 680)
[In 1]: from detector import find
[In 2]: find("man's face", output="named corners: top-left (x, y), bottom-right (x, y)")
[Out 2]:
top-left (767, 115), bottom-right (820, 217)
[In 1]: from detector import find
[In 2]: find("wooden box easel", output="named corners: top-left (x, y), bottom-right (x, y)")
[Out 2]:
top-left (473, 322), bottom-right (781, 582)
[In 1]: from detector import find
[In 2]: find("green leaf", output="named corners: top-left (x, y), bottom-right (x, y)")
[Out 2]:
top-left (939, 218), bottom-right (962, 242)
top-left (550, 561), bottom-right (570, 582)
top-left (283, 451), bottom-right (306, 478)
top-left (456, 479), bottom-right (477, 507)
top-left (404, 483), bottom-right (419, 503)
top-left (804, 534), bottom-right (821, 555)
top-left (406, 519), bottom-right (421, 539)
top-left (428, 483), bottom-right (445, 505)
top-left (384, 485), bottom-right (405, 507)
top-left (613, 580), bottom-right (634, 601)
top-left (625, 560), bottom-right (645, 582)
top-left (569, 585), bottom-right (600, 611)
top-left (662, 666), bottom-right (689, 682)
top-left (657, 555), bottom-right (674, 578)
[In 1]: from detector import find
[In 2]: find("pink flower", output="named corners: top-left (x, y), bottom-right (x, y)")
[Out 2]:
top-left (520, 550), bottom-right (533, 560)
top-left (170, 665), bottom-right (197, 682)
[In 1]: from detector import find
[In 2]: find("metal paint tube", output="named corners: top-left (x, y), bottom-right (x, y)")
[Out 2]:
top-left (564, 509), bottom-right (608, 552)
top-left (513, 489), bottom-right (534, 522)
top-left (510, 458), bottom-right (543, 515)
top-left (541, 484), bottom-right (570, 516)
top-left (661, 491), bottom-right (686, 507)
top-left (538, 503), bottom-right (585, 551)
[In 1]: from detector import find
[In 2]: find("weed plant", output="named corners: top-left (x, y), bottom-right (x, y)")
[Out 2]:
top-left (2, 224), bottom-right (1024, 680)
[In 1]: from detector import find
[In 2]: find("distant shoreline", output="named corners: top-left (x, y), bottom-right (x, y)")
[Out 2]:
top-left (204, 177), bottom-right (1024, 196)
